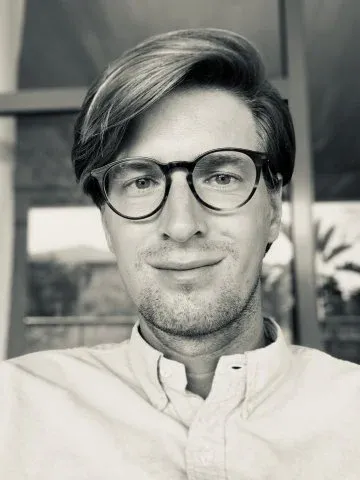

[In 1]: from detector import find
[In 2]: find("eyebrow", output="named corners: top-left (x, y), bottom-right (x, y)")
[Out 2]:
top-left (115, 150), bottom-right (255, 167)
top-left (113, 158), bottom-right (160, 172)
top-left (200, 152), bottom-right (250, 165)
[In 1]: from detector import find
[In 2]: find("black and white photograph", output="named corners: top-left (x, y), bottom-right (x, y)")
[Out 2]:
top-left (1, 1), bottom-right (360, 478)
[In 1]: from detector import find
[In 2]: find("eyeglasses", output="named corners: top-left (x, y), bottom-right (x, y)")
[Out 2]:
top-left (85, 147), bottom-right (275, 220)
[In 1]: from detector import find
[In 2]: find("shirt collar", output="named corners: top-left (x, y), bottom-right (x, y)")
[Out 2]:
top-left (128, 317), bottom-right (292, 412)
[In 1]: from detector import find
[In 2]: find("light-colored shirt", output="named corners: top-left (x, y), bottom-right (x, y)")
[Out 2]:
top-left (1, 318), bottom-right (360, 480)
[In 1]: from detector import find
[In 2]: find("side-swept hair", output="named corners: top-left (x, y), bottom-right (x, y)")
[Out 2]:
top-left (72, 28), bottom-right (295, 207)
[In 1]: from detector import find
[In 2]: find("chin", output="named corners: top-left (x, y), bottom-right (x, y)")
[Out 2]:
top-left (138, 293), bottom-right (244, 338)
top-left (137, 271), bottom-right (261, 336)
top-left (144, 316), bottom-right (228, 338)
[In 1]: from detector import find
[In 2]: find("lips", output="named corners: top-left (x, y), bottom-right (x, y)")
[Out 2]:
top-left (149, 257), bottom-right (223, 271)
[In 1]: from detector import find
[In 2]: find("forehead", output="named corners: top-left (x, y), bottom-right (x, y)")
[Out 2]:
top-left (122, 87), bottom-right (261, 161)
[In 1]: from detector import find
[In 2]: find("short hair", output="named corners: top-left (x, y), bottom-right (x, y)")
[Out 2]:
top-left (72, 28), bottom-right (295, 208)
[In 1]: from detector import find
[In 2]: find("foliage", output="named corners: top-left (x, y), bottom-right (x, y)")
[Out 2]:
top-left (281, 218), bottom-right (360, 320)
top-left (27, 260), bottom-right (90, 316)
top-left (347, 289), bottom-right (360, 315)
top-left (27, 260), bottom-right (135, 317)
top-left (77, 266), bottom-right (136, 315)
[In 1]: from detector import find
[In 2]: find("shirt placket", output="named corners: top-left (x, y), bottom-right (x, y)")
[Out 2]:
top-left (185, 360), bottom-right (247, 480)
top-left (159, 361), bottom-right (204, 427)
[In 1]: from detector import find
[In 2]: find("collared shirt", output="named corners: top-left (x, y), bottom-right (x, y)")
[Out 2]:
top-left (1, 317), bottom-right (360, 480)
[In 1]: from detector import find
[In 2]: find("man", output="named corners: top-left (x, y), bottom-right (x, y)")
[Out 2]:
top-left (1, 28), bottom-right (360, 479)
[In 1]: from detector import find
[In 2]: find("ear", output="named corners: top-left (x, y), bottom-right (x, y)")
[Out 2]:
top-left (101, 210), bottom-right (114, 254)
top-left (268, 174), bottom-right (283, 244)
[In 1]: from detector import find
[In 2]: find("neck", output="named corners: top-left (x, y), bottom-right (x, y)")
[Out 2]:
top-left (138, 296), bottom-right (267, 399)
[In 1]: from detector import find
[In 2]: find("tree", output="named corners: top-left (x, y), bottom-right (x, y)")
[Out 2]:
top-left (27, 260), bottom-right (81, 316)
top-left (347, 289), bottom-right (360, 315)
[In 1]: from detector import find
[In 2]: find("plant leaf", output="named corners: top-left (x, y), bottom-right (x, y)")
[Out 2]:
top-left (324, 243), bottom-right (352, 262)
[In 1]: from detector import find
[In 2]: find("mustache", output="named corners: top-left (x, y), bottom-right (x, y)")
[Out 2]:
top-left (137, 240), bottom-right (238, 261)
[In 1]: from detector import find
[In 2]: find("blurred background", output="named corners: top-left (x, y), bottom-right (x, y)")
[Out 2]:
top-left (1, 0), bottom-right (360, 361)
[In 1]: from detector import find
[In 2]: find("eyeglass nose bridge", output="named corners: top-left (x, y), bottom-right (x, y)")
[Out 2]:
top-left (161, 160), bottom-right (200, 196)
top-left (159, 160), bottom-right (228, 213)
top-left (161, 160), bottom-right (197, 175)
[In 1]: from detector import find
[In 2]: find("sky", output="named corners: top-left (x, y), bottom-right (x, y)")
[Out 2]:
top-left (28, 206), bottom-right (108, 254)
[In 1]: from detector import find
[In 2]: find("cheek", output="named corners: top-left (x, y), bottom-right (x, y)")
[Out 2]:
top-left (104, 216), bottom-right (141, 275)
top-left (217, 207), bottom-right (270, 270)
top-left (112, 234), bottom-right (139, 268)
top-left (221, 208), bottom-right (270, 250)
top-left (111, 236), bottom-right (145, 298)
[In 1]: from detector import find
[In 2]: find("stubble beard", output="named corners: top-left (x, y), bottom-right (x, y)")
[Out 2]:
top-left (137, 272), bottom-right (261, 338)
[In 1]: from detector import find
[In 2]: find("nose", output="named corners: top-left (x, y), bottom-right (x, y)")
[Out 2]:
top-left (158, 171), bottom-right (208, 243)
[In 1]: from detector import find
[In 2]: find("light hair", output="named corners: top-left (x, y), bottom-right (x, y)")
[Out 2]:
top-left (72, 28), bottom-right (295, 207)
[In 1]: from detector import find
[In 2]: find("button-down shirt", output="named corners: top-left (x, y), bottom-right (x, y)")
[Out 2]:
top-left (1, 317), bottom-right (360, 479)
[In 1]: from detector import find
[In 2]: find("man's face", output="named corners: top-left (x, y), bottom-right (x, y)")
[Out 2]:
top-left (102, 87), bottom-right (282, 336)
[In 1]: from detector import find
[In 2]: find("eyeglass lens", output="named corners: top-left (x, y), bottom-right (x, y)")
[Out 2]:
top-left (105, 150), bottom-right (257, 217)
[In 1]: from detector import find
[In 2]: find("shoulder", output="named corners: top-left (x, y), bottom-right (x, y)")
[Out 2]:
top-left (290, 343), bottom-right (360, 371)
top-left (289, 343), bottom-right (360, 393)
top-left (0, 339), bottom-right (131, 394)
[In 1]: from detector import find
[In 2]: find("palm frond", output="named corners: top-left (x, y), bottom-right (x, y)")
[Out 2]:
top-left (318, 225), bottom-right (335, 252)
top-left (324, 243), bottom-right (352, 262)
top-left (336, 262), bottom-right (360, 274)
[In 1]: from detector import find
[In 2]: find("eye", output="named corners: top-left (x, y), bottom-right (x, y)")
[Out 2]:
top-left (205, 173), bottom-right (242, 187)
top-left (133, 177), bottom-right (155, 189)
top-left (212, 174), bottom-right (233, 185)
top-left (122, 176), bottom-right (159, 190)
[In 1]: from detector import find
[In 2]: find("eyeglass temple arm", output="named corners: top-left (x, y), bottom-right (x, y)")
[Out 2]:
top-left (265, 161), bottom-right (282, 188)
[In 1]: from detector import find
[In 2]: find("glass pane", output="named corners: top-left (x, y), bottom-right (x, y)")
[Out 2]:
top-left (16, 114), bottom-right (89, 204)
top-left (308, 1), bottom-right (360, 363)
top-left (20, 0), bottom-right (282, 88)
top-left (313, 202), bottom-right (360, 363)
top-left (26, 206), bottom-right (137, 353)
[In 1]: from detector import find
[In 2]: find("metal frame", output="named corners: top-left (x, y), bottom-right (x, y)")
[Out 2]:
top-left (0, 87), bottom-right (87, 115)
top-left (6, 192), bottom-right (29, 358)
top-left (281, 0), bottom-right (323, 349)
top-left (1, 0), bottom-right (323, 357)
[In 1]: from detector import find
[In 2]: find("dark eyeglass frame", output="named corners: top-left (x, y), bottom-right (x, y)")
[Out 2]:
top-left (84, 147), bottom-right (275, 220)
